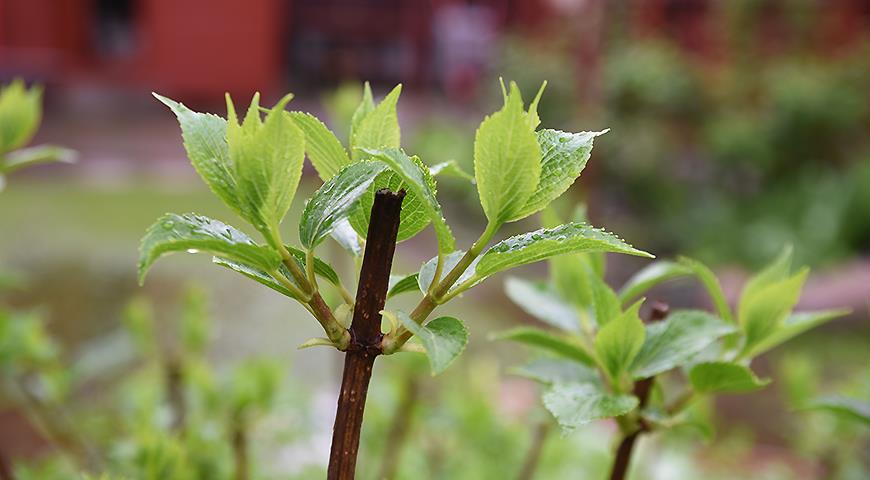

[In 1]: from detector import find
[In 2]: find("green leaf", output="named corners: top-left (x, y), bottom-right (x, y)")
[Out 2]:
top-left (388, 273), bottom-right (421, 298)
top-left (504, 277), bottom-right (579, 332)
top-left (509, 129), bottom-right (607, 221)
top-left (542, 206), bottom-right (605, 310)
top-left (429, 160), bottom-right (475, 183)
top-left (213, 257), bottom-right (297, 299)
top-left (2, 145), bottom-right (76, 173)
top-left (492, 327), bottom-right (595, 366)
top-left (543, 383), bottom-right (639, 432)
top-left (348, 154), bottom-right (436, 243)
top-left (299, 161), bottom-right (387, 249)
top-left (689, 362), bottom-right (770, 394)
top-left (550, 253), bottom-right (595, 309)
top-left (677, 257), bottom-right (734, 324)
top-left (418, 251), bottom-right (470, 293)
top-left (330, 218), bottom-right (362, 256)
top-left (473, 82), bottom-right (542, 224)
top-left (618, 260), bottom-right (693, 305)
top-left (138, 213), bottom-right (281, 284)
top-left (740, 246), bottom-right (793, 302)
top-left (511, 357), bottom-right (601, 385)
top-left (587, 269), bottom-right (621, 327)
top-left (742, 309), bottom-right (849, 358)
top-left (526, 81), bottom-right (547, 130)
top-left (631, 311), bottom-right (737, 379)
top-left (226, 93), bottom-right (305, 239)
top-left (0, 79), bottom-right (42, 153)
top-left (397, 313), bottom-right (468, 375)
top-left (350, 84), bottom-right (402, 161)
top-left (595, 301), bottom-right (645, 381)
top-left (288, 111), bottom-right (351, 180)
top-left (349, 82), bottom-right (375, 146)
top-left (153, 93), bottom-right (240, 216)
top-left (804, 396), bottom-right (870, 426)
top-left (471, 223), bottom-right (653, 285)
top-left (739, 268), bottom-right (809, 356)
top-left (362, 148), bottom-right (455, 253)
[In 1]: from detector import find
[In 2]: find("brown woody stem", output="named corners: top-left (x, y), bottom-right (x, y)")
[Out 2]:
top-left (327, 189), bottom-right (405, 480)
top-left (0, 449), bottom-right (15, 480)
top-left (608, 302), bottom-right (669, 480)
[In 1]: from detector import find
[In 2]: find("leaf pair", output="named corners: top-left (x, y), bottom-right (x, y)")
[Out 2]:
top-left (155, 93), bottom-right (305, 247)
top-left (474, 81), bottom-right (606, 226)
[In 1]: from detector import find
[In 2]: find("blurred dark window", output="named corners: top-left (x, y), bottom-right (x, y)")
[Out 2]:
top-left (94, 0), bottom-right (137, 59)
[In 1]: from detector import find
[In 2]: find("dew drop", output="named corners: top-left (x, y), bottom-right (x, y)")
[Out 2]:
top-left (187, 248), bottom-right (200, 254)
top-left (162, 220), bottom-right (175, 229)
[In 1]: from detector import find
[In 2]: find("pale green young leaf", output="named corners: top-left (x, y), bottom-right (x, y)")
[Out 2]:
top-left (739, 268), bottom-right (809, 356)
top-left (330, 218), bottom-right (362, 256)
top-left (349, 82), bottom-right (375, 146)
top-left (349, 155), bottom-right (434, 243)
top-left (678, 256), bottom-right (734, 323)
top-left (550, 254), bottom-right (594, 309)
top-left (429, 160), bottom-right (475, 183)
top-left (492, 327), bottom-right (595, 366)
top-left (618, 260), bottom-right (693, 305)
top-left (213, 257), bottom-right (298, 299)
top-left (511, 357), bottom-right (601, 385)
top-left (418, 250), bottom-right (472, 292)
top-left (397, 312), bottom-right (468, 375)
top-left (138, 213), bottom-right (281, 284)
top-left (388, 273), bottom-right (421, 298)
top-left (350, 84), bottom-right (402, 161)
top-left (631, 311), bottom-right (737, 379)
top-left (742, 309), bottom-right (849, 359)
top-left (504, 277), bottom-right (579, 332)
top-left (509, 129), bottom-right (607, 221)
top-left (804, 396), bottom-right (870, 426)
top-left (214, 247), bottom-right (339, 298)
top-left (526, 81), bottom-right (547, 130)
top-left (543, 206), bottom-right (605, 308)
top-left (299, 161), bottom-right (387, 249)
top-left (544, 383), bottom-right (639, 432)
top-left (362, 148), bottom-right (455, 253)
top-left (689, 362), bottom-right (770, 394)
top-left (740, 246), bottom-right (794, 306)
top-left (288, 111), bottom-right (351, 180)
top-left (153, 93), bottom-right (240, 216)
top-left (587, 269), bottom-right (621, 327)
top-left (472, 223), bottom-right (653, 284)
top-left (473, 81), bottom-right (542, 224)
top-left (595, 301), bottom-right (645, 380)
top-left (2, 145), bottom-right (76, 173)
top-left (0, 79), bottom-right (42, 153)
top-left (227, 93), bottom-right (305, 238)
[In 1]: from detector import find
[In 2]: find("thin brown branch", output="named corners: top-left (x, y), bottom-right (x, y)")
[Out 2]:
top-left (609, 301), bottom-right (669, 480)
top-left (328, 189), bottom-right (405, 480)
top-left (231, 412), bottom-right (248, 480)
top-left (15, 376), bottom-right (101, 472)
top-left (516, 421), bottom-right (551, 480)
top-left (164, 356), bottom-right (186, 435)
